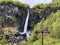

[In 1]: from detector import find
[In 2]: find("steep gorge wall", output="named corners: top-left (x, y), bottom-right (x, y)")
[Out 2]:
top-left (0, 2), bottom-right (28, 32)
top-left (28, 6), bottom-right (60, 31)
top-left (0, 1), bottom-right (60, 32)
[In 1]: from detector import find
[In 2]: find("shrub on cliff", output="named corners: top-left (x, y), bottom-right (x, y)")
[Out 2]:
top-left (0, 0), bottom-right (29, 8)
top-left (27, 10), bottom-right (60, 45)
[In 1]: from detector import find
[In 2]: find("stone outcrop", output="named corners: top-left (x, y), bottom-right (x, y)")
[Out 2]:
top-left (0, 2), bottom-right (28, 32)
top-left (0, 1), bottom-right (60, 33)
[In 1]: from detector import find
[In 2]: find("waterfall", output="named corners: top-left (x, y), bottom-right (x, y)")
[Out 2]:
top-left (14, 9), bottom-right (30, 43)
top-left (17, 9), bottom-right (30, 41)
top-left (23, 9), bottom-right (29, 33)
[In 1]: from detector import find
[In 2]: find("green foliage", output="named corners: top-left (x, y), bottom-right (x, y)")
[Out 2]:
top-left (53, 0), bottom-right (60, 2)
top-left (28, 11), bottom-right (60, 45)
top-left (33, 40), bottom-right (42, 45)
top-left (33, 4), bottom-right (48, 9)
top-left (0, 0), bottom-right (29, 8)
top-left (49, 2), bottom-right (60, 7)
top-left (0, 0), bottom-right (60, 45)
top-left (0, 17), bottom-right (16, 26)
top-left (0, 37), bottom-right (7, 45)
top-left (33, 0), bottom-right (60, 9)
top-left (44, 11), bottom-right (60, 38)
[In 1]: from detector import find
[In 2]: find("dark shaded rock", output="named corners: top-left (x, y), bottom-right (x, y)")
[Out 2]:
top-left (0, 2), bottom-right (60, 34)
top-left (0, 3), bottom-right (28, 32)
top-left (28, 7), bottom-right (60, 31)
top-left (0, 35), bottom-right (3, 40)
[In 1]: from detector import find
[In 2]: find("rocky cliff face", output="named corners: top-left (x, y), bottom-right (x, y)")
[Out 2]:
top-left (0, 1), bottom-right (60, 33)
top-left (0, 2), bottom-right (28, 32)
top-left (28, 6), bottom-right (60, 31)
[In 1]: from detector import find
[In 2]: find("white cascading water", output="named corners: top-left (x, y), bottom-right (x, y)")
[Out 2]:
top-left (23, 9), bottom-right (29, 33)
top-left (13, 9), bottom-right (30, 45)
top-left (20, 9), bottom-right (29, 34)
top-left (19, 9), bottom-right (30, 40)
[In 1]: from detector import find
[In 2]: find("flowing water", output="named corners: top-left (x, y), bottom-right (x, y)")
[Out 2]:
top-left (23, 9), bottom-right (29, 33)
top-left (19, 9), bottom-right (30, 34)
top-left (13, 9), bottom-right (30, 45)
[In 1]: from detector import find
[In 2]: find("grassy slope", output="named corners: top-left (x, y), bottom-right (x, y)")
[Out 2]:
top-left (26, 0), bottom-right (60, 45)
top-left (26, 10), bottom-right (60, 45)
